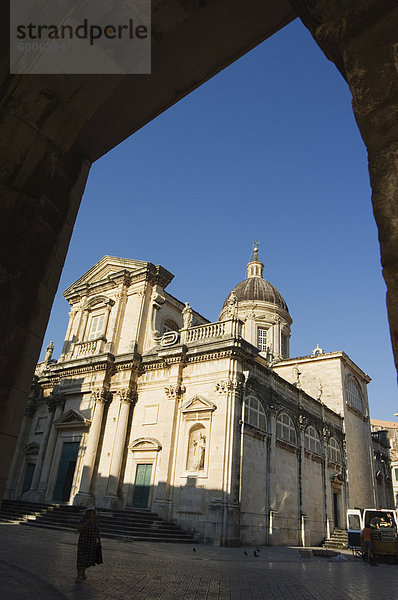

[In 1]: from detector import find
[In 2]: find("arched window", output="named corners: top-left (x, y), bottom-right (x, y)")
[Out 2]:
top-left (163, 319), bottom-right (179, 334)
top-left (345, 377), bottom-right (363, 413)
top-left (305, 426), bottom-right (322, 454)
top-left (276, 412), bottom-right (297, 444)
top-left (186, 424), bottom-right (206, 471)
top-left (244, 397), bottom-right (267, 431)
top-left (328, 437), bottom-right (341, 463)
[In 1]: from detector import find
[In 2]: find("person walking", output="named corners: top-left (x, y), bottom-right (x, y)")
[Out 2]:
top-left (76, 505), bottom-right (102, 583)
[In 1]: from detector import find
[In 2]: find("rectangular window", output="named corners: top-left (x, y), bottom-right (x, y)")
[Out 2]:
top-left (88, 314), bottom-right (104, 340)
top-left (257, 328), bottom-right (267, 352)
top-left (281, 335), bottom-right (288, 358)
top-left (395, 468), bottom-right (398, 482)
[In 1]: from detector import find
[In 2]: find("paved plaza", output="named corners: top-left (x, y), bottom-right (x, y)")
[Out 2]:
top-left (0, 523), bottom-right (396, 600)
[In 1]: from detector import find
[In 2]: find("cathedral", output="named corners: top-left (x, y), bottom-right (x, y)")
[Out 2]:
top-left (5, 247), bottom-right (376, 546)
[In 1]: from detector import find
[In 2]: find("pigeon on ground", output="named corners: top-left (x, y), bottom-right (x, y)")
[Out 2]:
top-left (244, 550), bottom-right (248, 557)
top-left (193, 547), bottom-right (196, 552)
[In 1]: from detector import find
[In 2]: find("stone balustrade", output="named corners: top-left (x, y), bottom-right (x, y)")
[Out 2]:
top-left (72, 339), bottom-right (101, 359)
top-left (181, 319), bottom-right (242, 344)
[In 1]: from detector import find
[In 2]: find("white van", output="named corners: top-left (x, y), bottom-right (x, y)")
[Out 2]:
top-left (347, 508), bottom-right (398, 560)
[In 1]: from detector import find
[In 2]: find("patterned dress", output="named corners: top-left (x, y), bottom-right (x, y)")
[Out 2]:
top-left (77, 516), bottom-right (100, 570)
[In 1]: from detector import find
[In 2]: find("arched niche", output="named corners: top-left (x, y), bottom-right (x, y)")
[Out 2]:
top-left (186, 423), bottom-right (207, 472)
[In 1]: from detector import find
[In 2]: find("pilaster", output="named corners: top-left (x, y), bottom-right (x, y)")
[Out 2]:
top-left (23, 392), bottom-right (65, 501)
top-left (102, 387), bottom-right (137, 508)
top-left (73, 388), bottom-right (111, 506)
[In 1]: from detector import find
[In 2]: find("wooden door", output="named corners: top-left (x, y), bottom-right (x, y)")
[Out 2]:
top-left (132, 464), bottom-right (152, 508)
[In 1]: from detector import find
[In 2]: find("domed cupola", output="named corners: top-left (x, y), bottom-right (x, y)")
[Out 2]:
top-left (219, 244), bottom-right (292, 361)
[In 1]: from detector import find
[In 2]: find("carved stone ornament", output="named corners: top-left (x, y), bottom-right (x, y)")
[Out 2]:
top-left (215, 380), bottom-right (234, 394)
top-left (298, 414), bottom-right (307, 430)
top-left (91, 388), bottom-right (112, 404)
top-left (152, 291), bottom-right (165, 306)
top-left (46, 392), bottom-right (66, 411)
top-left (164, 385), bottom-right (186, 399)
top-left (161, 331), bottom-right (179, 347)
top-left (322, 426), bottom-right (330, 439)
top-left (117, 387), bottom-right (137, 404)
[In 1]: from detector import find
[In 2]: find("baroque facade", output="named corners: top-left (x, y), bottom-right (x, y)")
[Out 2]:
top-left (6, 249), bottom-right (377, 546)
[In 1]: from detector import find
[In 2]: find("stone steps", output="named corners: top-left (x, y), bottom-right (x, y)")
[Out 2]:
top-left (322, 528), bottom-right (348, 549)
top-left (0, 500), bottom-right (194, 543)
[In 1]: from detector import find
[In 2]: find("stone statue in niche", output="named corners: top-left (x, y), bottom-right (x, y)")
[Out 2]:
top-left (187, 427), bottom-right (206, 471)
top-left (182, 302), bottom-right (193, 329)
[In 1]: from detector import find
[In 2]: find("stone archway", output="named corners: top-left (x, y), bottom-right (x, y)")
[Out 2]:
top-left (0, 1), bottom-right (397, 502)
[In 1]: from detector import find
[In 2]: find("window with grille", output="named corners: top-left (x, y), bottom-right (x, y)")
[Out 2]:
top-left (276, 412), bottom-right (297, 444)
top-left (244, 397), bottom-right (267, 431)
top-left (305, 426), bottom-right (322, 454)
top-left (257, 328), bottom-right (268, 352)
top-left (88, 314), bottom-right (104, 340)
top-left (345, 377), bottom-right (363, 413)
top-left (328, 437), bottom-right (341, 463)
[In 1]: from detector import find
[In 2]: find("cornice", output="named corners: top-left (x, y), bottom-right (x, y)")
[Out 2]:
top-left (38, 354), bottom-right (115, 381)
top-left (274, 351), bottom-right (371, 383)
top-left (64, 263), bottom-right (174, 304)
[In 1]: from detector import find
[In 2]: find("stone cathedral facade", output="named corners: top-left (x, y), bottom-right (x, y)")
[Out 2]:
top-left (6, 250), bottom-right (376, 546)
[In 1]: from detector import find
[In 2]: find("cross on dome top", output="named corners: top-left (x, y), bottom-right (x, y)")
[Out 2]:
top-left (247, 241), bottom-right (264, 278)
top-left (253, 241), bottom-right (259, 261)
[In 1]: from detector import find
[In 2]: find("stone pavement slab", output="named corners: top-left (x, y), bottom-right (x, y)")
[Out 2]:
top-left (0, 523), bottom-right (396, 600)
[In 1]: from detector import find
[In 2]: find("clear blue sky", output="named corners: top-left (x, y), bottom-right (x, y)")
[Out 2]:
top-left (41, 19), bottom-right (397, 421)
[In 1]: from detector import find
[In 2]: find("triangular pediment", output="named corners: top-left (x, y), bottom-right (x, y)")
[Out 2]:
top-left (63, 256), bottom-right (149, 298)
top-left (181, 396), bottom-right (217, 412)
top-left (54, 409), bottom-right (90, 429)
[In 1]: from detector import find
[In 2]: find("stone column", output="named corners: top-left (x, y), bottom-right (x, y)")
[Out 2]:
top-left (103, 388), bottom-right (136, 508)
top-left (36, 394), bottom-right (66, 501)
top-left (23, 393), bottom-right (61, 501)
top-left (74, 389), bottom-right (111, 507)
top-left (4, 396), bottom-right (37, 500)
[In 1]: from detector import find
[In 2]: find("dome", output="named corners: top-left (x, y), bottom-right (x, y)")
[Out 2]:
top-left (220, 244), bottom-right (290, 315)
top-left (223, 276), bottom-right (289, 312)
